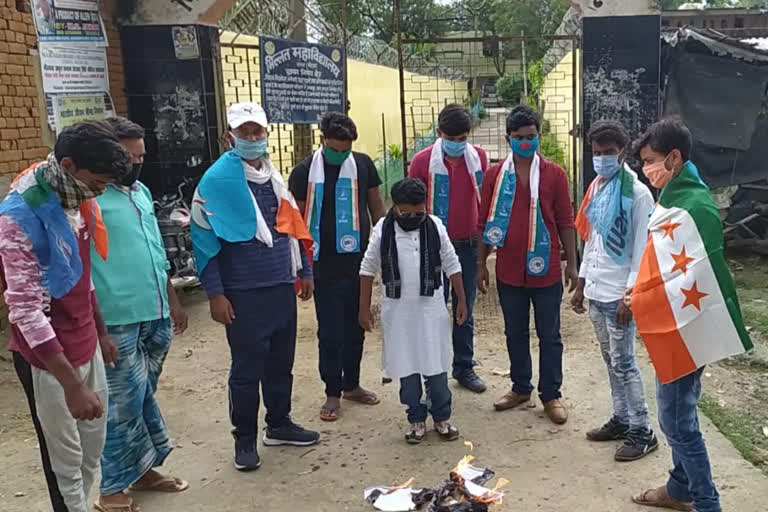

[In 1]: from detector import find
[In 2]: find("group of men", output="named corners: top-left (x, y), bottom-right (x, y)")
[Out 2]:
top-left (0, 99), bottom-right (750, 512)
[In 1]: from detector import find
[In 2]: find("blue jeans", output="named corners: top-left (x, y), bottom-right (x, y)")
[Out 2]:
top-left (399, 373), bottom-right (452, 423)
top-left (588, 300), bottom-right (649, 432)
top-left (657, 368), bottom-right (720, 512)
top-left (443, 245), bottom-right (477, 378)
top-left (314, 278), bottom-right (365, 397)
top-left (497, 281), bottom-right (563, 402)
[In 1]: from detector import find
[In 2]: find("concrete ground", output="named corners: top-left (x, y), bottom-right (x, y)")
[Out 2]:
top-left (1, 274), bottom-right (767, 512)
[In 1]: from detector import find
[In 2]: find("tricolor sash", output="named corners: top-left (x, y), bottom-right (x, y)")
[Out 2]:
top-left (426, 139), bottom-right (483, 228)
top-left (483, 153), bottom-right (551, 277)
top-left (305, 148), bottom-right (360, 261)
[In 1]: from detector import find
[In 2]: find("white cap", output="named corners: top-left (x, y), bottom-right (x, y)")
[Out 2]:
top-left (227, 102), bottom-right (268, 129)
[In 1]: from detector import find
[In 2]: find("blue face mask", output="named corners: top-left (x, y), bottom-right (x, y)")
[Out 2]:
top-left (509, 136), bottom-right (539, 158)
top-left (232, 136), bottom-right (268, 160)
top-left (593, 155), bottom-right (621, 179)
top-left (442, 139), bottom-right (467, 157)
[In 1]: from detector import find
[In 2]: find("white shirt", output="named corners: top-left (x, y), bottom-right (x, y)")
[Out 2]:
top-left (360, 215), bottom-right (461, 378)
top-left (579, 172), bottom-right (654, 303)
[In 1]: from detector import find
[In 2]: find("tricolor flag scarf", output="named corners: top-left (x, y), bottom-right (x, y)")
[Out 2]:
top-left (305, 148), bottom-right (360, 261)
top-left (631, 161), bottom-right (752, 384)
top-left (575, 164), bottom-right (634, 265)
top-left (426, 138), bottom-right (483, 228)
top-left (482, 152), bottom-right (551, 277)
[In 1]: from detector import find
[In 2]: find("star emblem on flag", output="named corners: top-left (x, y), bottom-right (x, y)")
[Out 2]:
top-left (681, 281), bottom-right (708, 311)
top-left (670, 247), bottom-right (695, 275)
top-left (658, 221), bottom-right (682, 241)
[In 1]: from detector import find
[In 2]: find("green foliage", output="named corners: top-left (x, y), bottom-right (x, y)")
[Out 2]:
top-left (495, 73), bottom-right (527, 107)
top-left (526, 59), bottom-right (545, 106)
top-left (489, 0), bottom-right (568, 63)
top-left (540, 131), bottom-right (567, 170)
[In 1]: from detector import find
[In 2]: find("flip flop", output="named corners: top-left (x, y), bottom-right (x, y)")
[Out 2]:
top-left (129, 476), bottom-right (189, 493)
top-left (342, 391), bottom-right (380, 406)
top-left (94, 498), bottom-right (142, 512)
top-left (632, 486), bottom-right (693, 511)
top-left (320, 405), bottom-right (339, 422)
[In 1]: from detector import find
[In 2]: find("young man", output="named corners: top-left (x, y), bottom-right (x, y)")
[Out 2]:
top-left (408, 104), bottom-right (489, 393)
top-left (359, 178), bottom-right (467, 444)
top-left (631, 119), bottom-right (752, 512)
top-left (191, 102), bottom-right (319, 471)
top-left (289, 112), bottom-right (386, 421)
top-left (0, 122), bottom-right (131, 512)
top-left (91, 117), bottom-right (189, 511)
top-left (477, 105), bottom-right (578, 425)
top-left (571, 120), bottom-right (658, 461)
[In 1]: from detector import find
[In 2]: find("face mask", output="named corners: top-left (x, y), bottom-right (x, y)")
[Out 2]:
top-left (442, 139), bottom-right (467, 157)
top-left (323, 146), bottom-right (351, 166)
top-left (121, 163), bottom-right (143, 187)
top-left (593, 155), bottom-right (620, 179)
top-left (643, 154), bottom-right (674, 189)
top-left (395, 207), bottom-right (426, 232)
top-left (510, 136), bottom-right (539, 158)
top-left (232, 136), bottom-right (268, 160)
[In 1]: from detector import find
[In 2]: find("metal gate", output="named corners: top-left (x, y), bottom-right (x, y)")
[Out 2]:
top-left (219, 38), bottom-right (321, 175)
top-left (396, 33), bottom-right (582, 200)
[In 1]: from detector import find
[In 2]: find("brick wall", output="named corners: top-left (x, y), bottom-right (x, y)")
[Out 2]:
top-left (101, 0), bottom-right (127, 117)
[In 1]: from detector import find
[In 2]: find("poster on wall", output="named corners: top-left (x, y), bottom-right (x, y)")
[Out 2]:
top-left (52, 94), bottom-right (106, 134)
top-left (259, 36), bottom-right (346, 124)
top-left (46, 92), bottom-right (114, 132)
top-left (172, 26), bottom-right (200, 60)
top-left (40, 44), bottom-right (108, 94)
top-left (30, 0), bottom-right (107, 44)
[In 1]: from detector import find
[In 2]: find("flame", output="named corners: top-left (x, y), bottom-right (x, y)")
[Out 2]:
top-left (464, 441), bottom-right (474, 452)
top-left (383, 477), bottom-right (415, 495)
top-left (452, 454), bottom-right (475, 475)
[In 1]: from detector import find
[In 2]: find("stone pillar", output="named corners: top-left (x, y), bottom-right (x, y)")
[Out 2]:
top-left (573, 0), bottom-right (662, 190)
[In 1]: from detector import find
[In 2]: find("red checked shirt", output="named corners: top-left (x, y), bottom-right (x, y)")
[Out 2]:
top-left (478, 155), bottom-right (575, 288)
top-left (408, 144), bottom-right (489, 240)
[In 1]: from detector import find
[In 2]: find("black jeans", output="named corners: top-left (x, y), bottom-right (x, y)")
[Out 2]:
top-left (314, 277), bottom-right (365, 397)
top-left (497, 281), bottom-right (564, 402)
top-left (225, 285), bottom-right (296, 439)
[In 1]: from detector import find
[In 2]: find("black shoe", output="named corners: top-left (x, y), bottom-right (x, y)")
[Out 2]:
top-left (232, 431), bottom-right (261, 471)
top-left (263, 420), bottom-right (320, 447)
top-left (455, 370), bottom-right (487, 393)
top-left (615, 430), bottom-right (659, 462)
top-left (586, 417), bottom-right (630, 442)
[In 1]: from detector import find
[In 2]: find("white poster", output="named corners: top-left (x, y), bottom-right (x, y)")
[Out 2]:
top-left (40, 43), bottom-right (108, 94)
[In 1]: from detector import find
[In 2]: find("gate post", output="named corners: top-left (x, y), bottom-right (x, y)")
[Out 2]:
top-left (394, 0), bottom-right (408, 177)
top-left (575, 0), bottom-right (662, 191)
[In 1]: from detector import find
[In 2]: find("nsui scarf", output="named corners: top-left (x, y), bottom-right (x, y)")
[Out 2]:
top-left (305, 148), bottom-right (360, 261)
top-left (482, 153), bottom-right (551, 277)
top-left (575, 164), bottom-right (634, 265)
top-left (631, 162), bottom-right (752, 384)
top-left (426, 138), bottom-right (483, 228)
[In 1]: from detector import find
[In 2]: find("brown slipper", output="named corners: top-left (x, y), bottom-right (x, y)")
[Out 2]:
top-left (342, 390), bottom-right (380, 405)
top-left (129, 476), bottom-right (189, 493)
top-left (94, 498), bottom-right (142, 512)
top-left (632, 486), bottom-right (694, 511)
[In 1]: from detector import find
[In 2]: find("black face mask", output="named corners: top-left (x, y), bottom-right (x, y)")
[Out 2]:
top-left (396, 212), bottom-right (426, 232)
top-left (121, 163), bottom-right (143, 187)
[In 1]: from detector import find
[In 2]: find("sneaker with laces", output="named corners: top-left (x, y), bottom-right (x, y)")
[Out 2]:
top-left (434, 421), bottom-right (460, 441)
top-left (615, 430), bottom-right (659, 462)
top-left (455, 370), bottom-right (487, 393)
top-left (586, 417), bottom-right (630, 442)
top-left (263, 420), bottom-right (320, 447)
top-left (232, 431), bottom-right (261, 471)
top-left (405, 422), bottom-right (427, 444)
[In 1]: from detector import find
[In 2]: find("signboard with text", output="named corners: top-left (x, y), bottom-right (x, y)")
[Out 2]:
top-left (30, 0), bottom-right (106, 44)
top-left (52, 94), bottom-right (106, 134)
top-left (259, 36), bottom-right (346, 124)
top-left (40, 44), bottom-right (108, 94)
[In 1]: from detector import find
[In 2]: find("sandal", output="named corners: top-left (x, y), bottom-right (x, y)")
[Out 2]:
top-left (434, 421), bottom-right (460, 441)
top-left (343, 389), bottom-right (380, 406)
top-left (129, 475), bottom-right (189, 493)
top-left (320, 404), bottom-right (339, 422)
top-left (94, 498), bottom-right (142, 512)
top-left (632, 486), bottom-right (694, 511)
top-left (405, 422), bottom-right (427, 444)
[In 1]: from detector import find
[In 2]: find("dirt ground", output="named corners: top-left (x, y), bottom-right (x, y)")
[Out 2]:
top-left (1, 270), bottom-right (768, 512)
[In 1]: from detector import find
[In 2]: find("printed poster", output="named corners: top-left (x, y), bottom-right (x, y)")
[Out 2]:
top-left (30, 0), bottom-right (106, 44)
top-left (260, 36), bottom-right (346, 124)
top-left (52, 94), bottom-right (106, 134)
top-left (172, 26), bottom-right (199, 60)
top-left (40, 44), bottom-right (108, 94)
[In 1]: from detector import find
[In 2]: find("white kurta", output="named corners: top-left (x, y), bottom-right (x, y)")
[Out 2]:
top-left (360, 215), bottom-right (462, 379)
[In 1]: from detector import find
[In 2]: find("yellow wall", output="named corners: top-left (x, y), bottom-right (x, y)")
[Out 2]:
top-left (539, 49), bottom-right (581, 179)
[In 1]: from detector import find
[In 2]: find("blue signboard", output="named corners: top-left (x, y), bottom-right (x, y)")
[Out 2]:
top-left (260, 36), bottom-right (346, 124)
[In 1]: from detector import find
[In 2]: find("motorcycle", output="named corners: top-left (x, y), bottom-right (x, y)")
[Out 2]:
top-left (154, 179), bottom-right (199, 289)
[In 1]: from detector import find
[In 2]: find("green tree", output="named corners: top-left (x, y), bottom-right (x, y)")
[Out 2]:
top-left (489, 0), bottom-right (569, 63)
